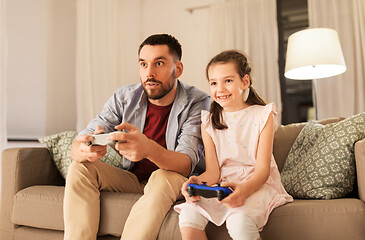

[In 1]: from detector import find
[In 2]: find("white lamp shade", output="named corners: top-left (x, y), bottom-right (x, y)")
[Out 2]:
top-left (284, 28), bottom-right (346, 80)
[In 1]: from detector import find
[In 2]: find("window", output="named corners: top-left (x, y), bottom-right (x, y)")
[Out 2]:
top-left (277, 0), bottom-right (312, 124)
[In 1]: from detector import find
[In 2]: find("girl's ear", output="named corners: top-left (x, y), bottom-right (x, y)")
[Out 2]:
top-left (175, 61), bottom-right (183, 78)
top-left (242, 74), bottom-right (250, 89)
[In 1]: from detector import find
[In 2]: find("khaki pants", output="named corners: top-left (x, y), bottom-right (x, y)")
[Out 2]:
top-left (63, 160), bottom-right (187, 240)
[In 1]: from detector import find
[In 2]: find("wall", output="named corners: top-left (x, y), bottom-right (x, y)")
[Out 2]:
top-left (45, 0), bottom-right (76, 136)
top-left (5, 0), bottom-right (215, 139)
top-left (5, 0), bottom-right (212, 139)
top-left (6, 0), bottom-right (76, 139)
top-left (140, 0), bottom-right (215, 94)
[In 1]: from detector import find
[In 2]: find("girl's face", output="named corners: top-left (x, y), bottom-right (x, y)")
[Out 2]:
top-left (208, 62), bottom-right (250, 112)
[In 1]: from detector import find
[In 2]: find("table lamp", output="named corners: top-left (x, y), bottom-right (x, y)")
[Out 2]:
top-left (284, 28), bottom-right (346, 120)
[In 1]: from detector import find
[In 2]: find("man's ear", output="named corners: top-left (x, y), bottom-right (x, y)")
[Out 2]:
top-left (175, 61), bottom-right (183, 78)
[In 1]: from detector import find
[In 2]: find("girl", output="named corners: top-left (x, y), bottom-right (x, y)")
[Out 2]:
top-left (174, 50), bottom-right (293, 240)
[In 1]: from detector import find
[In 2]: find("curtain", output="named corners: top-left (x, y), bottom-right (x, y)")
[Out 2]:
top-left (308, 0), bottom-right (365, 119)
top-left (209, 0), bottom-right (282, 121)
top-left (0, 0), bottom-right (6, 151)
top-left (76, 0), bottom-right (127, 131)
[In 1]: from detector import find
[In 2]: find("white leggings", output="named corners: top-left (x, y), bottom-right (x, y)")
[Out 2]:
top-left (179, 205), bottom-right (260, 240)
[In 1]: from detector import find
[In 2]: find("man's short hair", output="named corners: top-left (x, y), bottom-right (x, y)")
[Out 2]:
top-left (138, 34), bottom-right (182, 61)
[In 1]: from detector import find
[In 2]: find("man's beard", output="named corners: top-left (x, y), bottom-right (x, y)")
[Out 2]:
top-left (142, 71), bottom-right (176, 100)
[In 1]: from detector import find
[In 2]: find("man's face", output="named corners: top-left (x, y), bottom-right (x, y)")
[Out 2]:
top-left (139, 45), bottom-right (179, 100)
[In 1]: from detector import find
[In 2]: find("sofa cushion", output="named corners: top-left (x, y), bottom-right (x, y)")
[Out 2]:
top-left (205, 199), bottom-right (365, 240)
top-left (12, 187), bottom-right (365, 240)
top-left (273, 118), bottom-right (344, 172)
top-left (261, 199), bottom-right (365, 240)
top-left (12, 186), bottom-right (183, 238)
top-left (281, 113), bottom-right (365, 199)
top-left (38, 131), bottom-right (124, 178)
top-left (12, 186), bottom-right (65, 231)
top-left (12, 186), bottom-right (142, 235)
top-left (274, 122), bottom-right (306, 172)
top-left (13, 226), bottom-right (120, 240)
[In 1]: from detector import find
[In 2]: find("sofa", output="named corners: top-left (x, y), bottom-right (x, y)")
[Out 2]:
top-left (1, 117), bottom-right (365, 240)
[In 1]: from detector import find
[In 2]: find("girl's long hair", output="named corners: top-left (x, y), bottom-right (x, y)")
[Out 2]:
top-left (206, 50), bottom-right (266, 130)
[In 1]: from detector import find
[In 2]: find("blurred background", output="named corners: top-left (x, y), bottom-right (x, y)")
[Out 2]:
top-left (1, 0), bottom-right (364, 143)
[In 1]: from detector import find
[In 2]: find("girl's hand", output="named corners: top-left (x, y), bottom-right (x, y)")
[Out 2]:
top-left (219, 182), bottom-right (247, 208)
top-left (181, 176), bottom-right (201, 203)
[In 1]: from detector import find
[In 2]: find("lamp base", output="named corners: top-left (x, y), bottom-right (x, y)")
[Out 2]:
top-left (307, 107), bottom-right (316, 121)
top-left (312, 78), bottom-right (318, 120)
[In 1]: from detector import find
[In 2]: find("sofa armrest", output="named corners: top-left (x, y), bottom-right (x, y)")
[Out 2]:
top-left (0, 147), bottom-right (64, 239)
top-left (2, 147), bottom-right (64, 191)
top-left (355, 139), bottom-right (365, 201)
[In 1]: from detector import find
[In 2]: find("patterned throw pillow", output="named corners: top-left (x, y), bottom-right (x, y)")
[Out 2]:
top-left (280, 112), bottom-right (365, 199)
top-left (39, 131), bottom-right (123, 179)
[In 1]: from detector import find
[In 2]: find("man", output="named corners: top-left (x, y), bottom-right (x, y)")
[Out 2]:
top-left (63, 34), bottom-right (210, 240)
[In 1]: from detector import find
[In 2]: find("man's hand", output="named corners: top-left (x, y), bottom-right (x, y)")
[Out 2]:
top-left (109, 121), bottom-right (191, 176)
top-left (71, 126), bottom-right (108, 162)
top-left (219, 182), bottom-right (247, 208)
top-left (109, 122), bottom-right (152, 162)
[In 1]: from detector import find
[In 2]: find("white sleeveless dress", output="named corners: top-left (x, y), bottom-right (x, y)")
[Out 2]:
top-left (174, 103), bottom-right (293, 230)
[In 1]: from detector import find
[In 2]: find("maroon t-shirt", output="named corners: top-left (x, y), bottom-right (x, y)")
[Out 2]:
top-left (131, 101), bottom-right (173, 182)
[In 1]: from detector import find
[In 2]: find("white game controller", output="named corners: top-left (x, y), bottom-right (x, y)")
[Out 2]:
top-left (86, 131), bottom-right (126, 146)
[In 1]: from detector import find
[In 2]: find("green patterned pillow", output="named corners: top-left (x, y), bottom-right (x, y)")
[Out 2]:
top-left (39, 131), bottom-right (123, 179)
top-left (281, 112), bottom-right (365, 199)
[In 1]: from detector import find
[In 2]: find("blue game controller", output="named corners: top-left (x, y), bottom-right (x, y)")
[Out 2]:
top-left (187, 182), bottom-right (233, 201)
